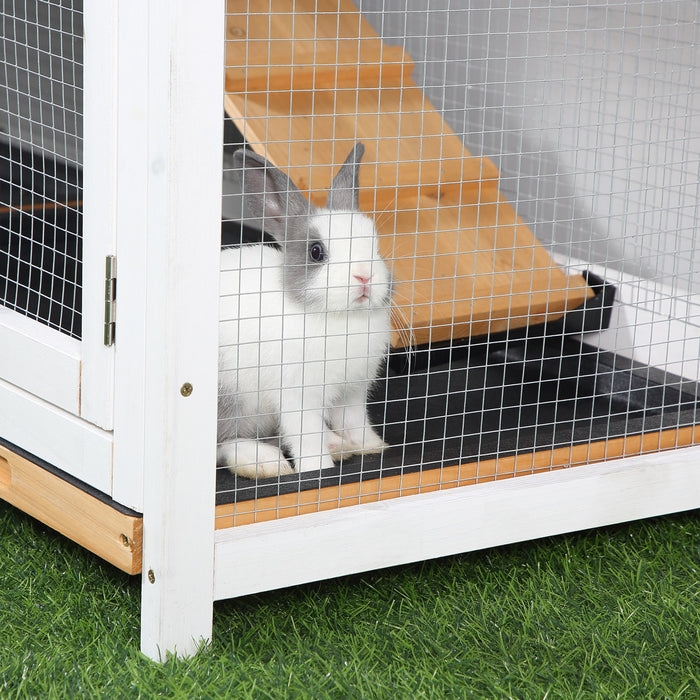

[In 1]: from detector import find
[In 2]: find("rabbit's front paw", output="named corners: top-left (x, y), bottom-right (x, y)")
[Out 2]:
top-left (345, 428), bottom-right (388, 456)
top-left (327, 428), bottom-right (388, 459)
top-left (295, 452), bottom-right (335, 473)
top-left (218, 440), bottom-right (294, 479)
top-left (359, 438), bottom-right (389, 455)
top-left (327, 430), bottom-right (359, 461)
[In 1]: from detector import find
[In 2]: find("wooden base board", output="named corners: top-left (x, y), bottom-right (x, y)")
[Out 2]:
top-left (0, 443), bottom-right (142, 575)
top-left (3, 427), bottom-right (697, 574)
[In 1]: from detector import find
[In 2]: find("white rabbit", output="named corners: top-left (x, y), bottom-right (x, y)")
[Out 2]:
top-left (217, 143), bottom-right (393, 479)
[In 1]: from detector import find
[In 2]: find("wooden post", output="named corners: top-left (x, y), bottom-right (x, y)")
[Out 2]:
top-left (136, 0), bottom-right (224, 661)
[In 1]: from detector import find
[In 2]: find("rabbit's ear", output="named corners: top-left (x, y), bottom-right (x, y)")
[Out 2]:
top-left (326, 142), bottom-right (365, 211)
top-left (233, 149), bottom-right (309, 241)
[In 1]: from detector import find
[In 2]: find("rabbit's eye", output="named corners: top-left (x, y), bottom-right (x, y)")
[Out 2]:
top-left (309, 242), bottom-right (326, 263)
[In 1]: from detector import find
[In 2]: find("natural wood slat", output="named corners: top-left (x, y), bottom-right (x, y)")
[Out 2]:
top-left (224, 0), bottom-right (593, 347)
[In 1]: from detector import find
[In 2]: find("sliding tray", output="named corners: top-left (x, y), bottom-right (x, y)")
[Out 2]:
top-left (214, 325), bottom-right (700, 526)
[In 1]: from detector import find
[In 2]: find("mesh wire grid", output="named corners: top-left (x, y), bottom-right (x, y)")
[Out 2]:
top-left (0, 0), bottom-right (83, 339)
top-left (217, 0), bottom-right (699, 525)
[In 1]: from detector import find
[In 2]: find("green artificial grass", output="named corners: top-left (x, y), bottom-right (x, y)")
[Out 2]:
top-left (1, 501), bottom-right (698, 699)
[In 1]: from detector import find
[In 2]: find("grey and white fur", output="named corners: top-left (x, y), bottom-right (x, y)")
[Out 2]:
top-left (217, 143), bottom-right (393, 479)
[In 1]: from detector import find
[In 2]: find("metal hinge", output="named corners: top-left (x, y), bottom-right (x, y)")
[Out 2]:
top-left (104, 255), bottom-right (117, 346)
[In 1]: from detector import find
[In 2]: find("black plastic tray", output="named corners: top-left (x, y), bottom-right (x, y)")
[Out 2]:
top-left (216, 334), bottom-right (699, 504)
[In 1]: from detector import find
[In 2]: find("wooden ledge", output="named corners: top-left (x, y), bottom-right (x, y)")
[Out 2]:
top-left (225, 46), bottom-right (411, 94)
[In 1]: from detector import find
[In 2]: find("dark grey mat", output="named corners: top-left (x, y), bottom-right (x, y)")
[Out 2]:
top-left (216, 334), bottom-right (699, 505)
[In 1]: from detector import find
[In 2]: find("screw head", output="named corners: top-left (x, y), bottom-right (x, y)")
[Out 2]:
top-left (121, 534), bottom-right (130, 547)
top-left (147, 569), bottom-right (156, 584)
top-left (180, 382), bottom-right (193, 397)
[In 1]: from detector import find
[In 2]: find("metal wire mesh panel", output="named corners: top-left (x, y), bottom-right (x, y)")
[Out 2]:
top-left (217, 0), bottom-right (699, 527)
top-left (0, 0), bottom-right (83, 339)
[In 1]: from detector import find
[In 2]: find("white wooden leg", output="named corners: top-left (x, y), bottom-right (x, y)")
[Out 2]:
top-left (132, 0), bottom-right (224, 661)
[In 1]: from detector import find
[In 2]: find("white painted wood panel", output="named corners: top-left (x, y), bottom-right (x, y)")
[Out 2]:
top-left (79, 0), bottom-right (118, 430)
top-left (0, 309), bottom-right (81, 414)
top-left (110, 0), bottom-right (151, 513)
top-left (137, 0), bottom-right (223, 662)
top-left (213, 446), bottom-right (700, 601)
top-left (0, 1), bottom-right (117, 431)
top-left (0, 376), bottom-right (113, 494)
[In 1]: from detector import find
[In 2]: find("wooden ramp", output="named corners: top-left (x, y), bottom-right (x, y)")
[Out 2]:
top-left (224, 0), bottom-right (593, 346)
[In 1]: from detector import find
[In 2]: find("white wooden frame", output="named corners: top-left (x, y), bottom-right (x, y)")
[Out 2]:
top-left (130, 0), bottom-right (223, 660)
top-left (0, 0), bottom-right (119, 492)
top-left (110, 0), bottom-right (156, 512)
top-left (1, 0), bottom-right (224, 657)
top-left (130, 0), bottom-right (699, 661)
top-left (213, 448), bottom-right (700, 600)
top-left (79, 0), bottom-right (119, 430)
top-left (0, 1), bottom-right (117, 426)
top-left (1, 0), bottom-right (699, 664)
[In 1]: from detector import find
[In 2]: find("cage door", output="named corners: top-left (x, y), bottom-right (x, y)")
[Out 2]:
top-left (0, 2), bottom-right (116, 433)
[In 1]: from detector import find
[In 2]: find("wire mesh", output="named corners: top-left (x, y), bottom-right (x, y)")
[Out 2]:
top-left (217, 0), bottom-right (700, 527)
top-left (0, 0), bottom-right (83, 339)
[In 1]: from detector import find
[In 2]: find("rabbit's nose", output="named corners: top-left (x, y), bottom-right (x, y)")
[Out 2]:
top-left (353, 273), bottom-right (371, 285)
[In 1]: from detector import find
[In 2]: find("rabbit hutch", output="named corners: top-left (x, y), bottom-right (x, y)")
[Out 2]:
top-left (1, 0), bottom-right (699, 659)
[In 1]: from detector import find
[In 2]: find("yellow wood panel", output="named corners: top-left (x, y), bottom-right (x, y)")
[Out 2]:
top-left (226, 0), bottom-right (498, 203)
top-left (225, 0), bottom-right (410, 95)
top-left (225, 51), bottom-right (410, 94)
top-left (224, 85), bottom-right (496, 204)
top-left (226, 0), bottom-right (389, 69)
top-left (224, 0), bottom-right (593, 345)
top-left (0, 445), bottom-right (142, 575)
top-left (382, 187), bottom-right (592, 344)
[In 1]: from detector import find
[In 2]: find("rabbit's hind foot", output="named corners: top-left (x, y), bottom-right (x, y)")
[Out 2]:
top-left (218, 439), bottom-right (294, 480)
